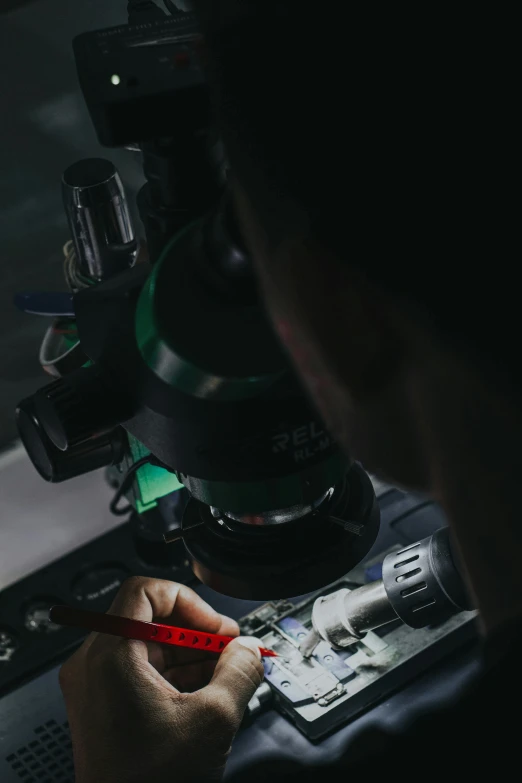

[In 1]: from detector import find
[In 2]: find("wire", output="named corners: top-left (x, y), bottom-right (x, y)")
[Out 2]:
top-left (63, 240), bottom-right (92, 292)
top-left (110, 456), bottom-right (152, 516)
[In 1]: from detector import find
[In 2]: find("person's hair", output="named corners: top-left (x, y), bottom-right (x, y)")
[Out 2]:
top-left (198, 3), bottom-right (515, 387)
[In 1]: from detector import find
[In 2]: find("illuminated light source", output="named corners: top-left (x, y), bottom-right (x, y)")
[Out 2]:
top-left (111, 74), bottom-right (121, 86)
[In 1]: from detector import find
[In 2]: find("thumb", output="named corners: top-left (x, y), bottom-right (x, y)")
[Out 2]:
top-left (205, 637), bottom-right (265, 723)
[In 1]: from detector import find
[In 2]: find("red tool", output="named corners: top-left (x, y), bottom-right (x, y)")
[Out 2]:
top-left (49, 605), bottom-right (277, 657)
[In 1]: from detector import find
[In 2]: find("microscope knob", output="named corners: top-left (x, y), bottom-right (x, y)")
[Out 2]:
top-left (33, 366), bottom-right (129, 451)
top-left (62, 158), bottom-right (137, 281)
top-left (16, 398), bottom-right (126, 482)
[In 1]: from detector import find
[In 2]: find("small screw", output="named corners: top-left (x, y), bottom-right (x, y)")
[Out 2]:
top-left (297, 632), bottom-right (306, 639)
top-left (324, 654), bottom-right (333, 663)
top-left (281, 681), bottom-right (290, 689)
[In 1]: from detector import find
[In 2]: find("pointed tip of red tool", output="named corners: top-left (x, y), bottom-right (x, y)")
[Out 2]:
top-left (259, 647), bottom-right (278, 657)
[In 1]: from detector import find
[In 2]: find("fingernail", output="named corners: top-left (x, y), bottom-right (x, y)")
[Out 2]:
top-left (236, 636), bottom-right (262, 660)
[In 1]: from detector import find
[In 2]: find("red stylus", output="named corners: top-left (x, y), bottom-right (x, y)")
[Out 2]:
top-left (49, 605), bottom-right (277, 657)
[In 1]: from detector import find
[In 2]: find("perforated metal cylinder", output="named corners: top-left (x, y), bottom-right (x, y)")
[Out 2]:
top-left (382, 526), bottom-right (472, 628)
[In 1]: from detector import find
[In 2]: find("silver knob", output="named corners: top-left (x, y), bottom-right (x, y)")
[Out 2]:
top-left (62, 158), bottom-right (137, 281)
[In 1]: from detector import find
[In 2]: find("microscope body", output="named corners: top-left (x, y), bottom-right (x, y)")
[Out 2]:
top-left (11, 5), bottom-right (474, 622)
top-left (15, 8), bottom-right (381, 600)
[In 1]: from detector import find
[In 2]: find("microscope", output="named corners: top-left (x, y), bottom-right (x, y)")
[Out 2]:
top-left (14, 2), bottom-right (471, 661)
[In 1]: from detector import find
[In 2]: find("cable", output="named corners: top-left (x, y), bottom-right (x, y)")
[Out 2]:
top-left (110, 456), bottom-right (153, 516)
top-left (110, 454), bottom-right (169, 516)
top-left (63, 240), bottom-right (93, 291)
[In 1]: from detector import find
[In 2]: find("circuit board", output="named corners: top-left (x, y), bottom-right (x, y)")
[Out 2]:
top-left (239, 549), bottom-right (477, 741)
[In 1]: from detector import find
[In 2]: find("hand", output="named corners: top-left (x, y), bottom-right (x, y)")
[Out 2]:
top-left (59, 577), bottom-right (264, 783)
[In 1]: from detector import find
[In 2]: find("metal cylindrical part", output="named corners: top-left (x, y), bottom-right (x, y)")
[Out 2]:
top-left (62, 158), bottom-right (137, 280)
top-left (311, 582), bottom-right (398, 650)
top-left (342, 580), bottom-right (397, 636)
top-left (382, 526), bottom-right (472, 629)
top-left (308, 527), bottom-right (472, 654)
top-left (220, 488), bottom-right (333, 526)
top-left (311, 588), bottom-right (361, 648)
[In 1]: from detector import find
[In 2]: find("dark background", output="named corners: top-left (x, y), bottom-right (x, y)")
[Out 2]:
top-left (0, 0), bottom-right (148, 446)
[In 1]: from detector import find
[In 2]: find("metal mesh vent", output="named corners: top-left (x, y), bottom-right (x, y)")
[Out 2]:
top-left (4, 719), bottom-right (74, 782)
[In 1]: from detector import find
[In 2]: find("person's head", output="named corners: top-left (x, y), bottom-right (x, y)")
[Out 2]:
top-left (197, 3), bottom-right (516, 496)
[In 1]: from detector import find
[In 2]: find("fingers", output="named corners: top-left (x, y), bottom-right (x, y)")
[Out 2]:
top-left (108, 577), bottom-right (224, 630)
top-left (216, 614), bottom-right (240, 637)
top-left (203, 637), bottom-right (264, 728)
top-left (155, 611), bottom-right (239, 670)
top-left (108, 577), bottom-right (239, 638)
top-left (88, 577), bottom-right (240, 669)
